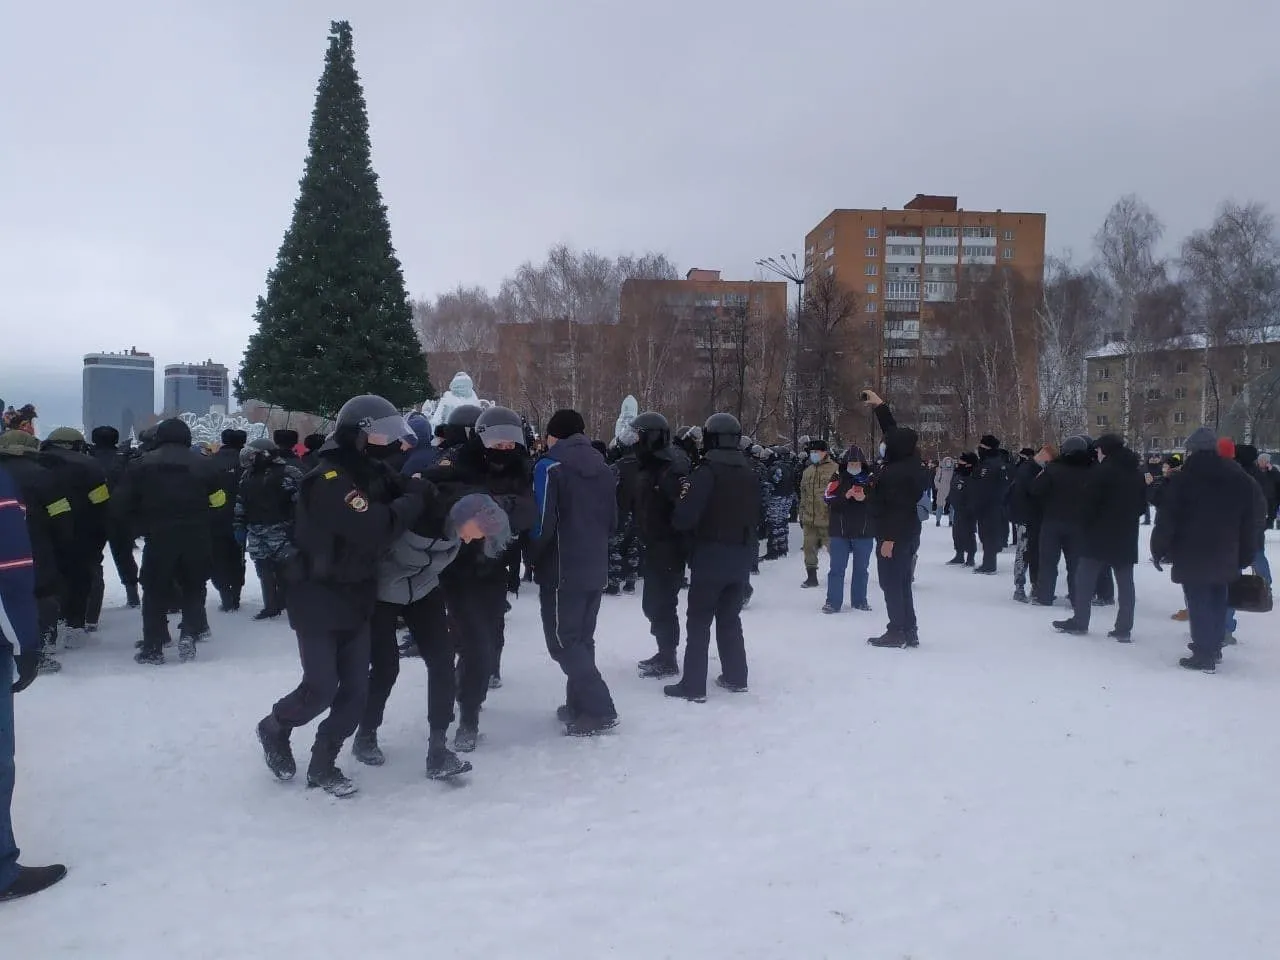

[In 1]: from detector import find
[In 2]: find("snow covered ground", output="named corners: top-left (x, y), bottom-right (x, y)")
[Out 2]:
top-left (7, 525), bottom-right (1278, 959)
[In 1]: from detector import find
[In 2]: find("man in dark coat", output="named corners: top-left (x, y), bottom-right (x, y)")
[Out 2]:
top-left (970, 434), bottom-right (1009, 574)
top-left (531, 409), bottom-right (618, 734)
top-left (946, 453), bottom-right (979, 566)
top-left (1151, 427), bottom-right (1266, 672)
top-left (1030, 435), bottom-right (1094, 606)
top-left (1052, 435), bottom-right (1147, 640)
top-left (88, 425), bottom-right (139, 608)
top-left (1008, 445), bottom-right (1049, 602)
top-left (273, 430), bottom-right (301, 463)
top-left (209, 429), bottom-right (247, 612)
top-left (864, 392), bottom-right (931, 648)
top-left (1234, 444), bottom-right (1273, 584)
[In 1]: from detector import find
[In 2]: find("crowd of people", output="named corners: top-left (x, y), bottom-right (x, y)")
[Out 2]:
top-left (1, 386), bottom-right (1274, 900)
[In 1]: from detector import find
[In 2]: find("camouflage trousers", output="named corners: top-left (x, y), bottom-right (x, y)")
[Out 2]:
top-left (609, 515), bottom-right (642, 589)
top-left (767, 496), bottom-right (793, 557)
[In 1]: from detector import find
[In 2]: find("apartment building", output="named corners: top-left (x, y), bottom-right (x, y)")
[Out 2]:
top-left (804, 194), bottom-right (1046, 446)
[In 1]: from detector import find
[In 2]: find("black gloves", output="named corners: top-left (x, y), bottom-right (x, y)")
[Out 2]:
top-left (12, 651), bottom-right (39, 693)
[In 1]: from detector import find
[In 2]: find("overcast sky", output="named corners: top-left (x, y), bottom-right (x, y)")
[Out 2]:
top-left (3, 0), bottom-right (1277, 430)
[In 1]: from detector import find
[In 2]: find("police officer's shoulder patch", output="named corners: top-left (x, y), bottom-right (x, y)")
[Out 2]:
top-left (438, 458), bottom-right (452, 467)
top-left (344, 489), bottom-right (369, 512)
top-left (323, 470), bottom-right (339, 480)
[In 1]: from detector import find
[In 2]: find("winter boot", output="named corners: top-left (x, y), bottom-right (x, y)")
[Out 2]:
top-left (1178, 654), bottom-right (1217, 673)
top-left (426, 731), bottom-right (472, 780)
top-left (256, 714), bottom-right (296, 781)
top-left (352, 728), bottom-right (385, 766)
top-left (1013, 587), bottom-right (1029, 603)
top-left (964, 554), bottom-right (976, 567)
top-left (555, 704), bottom-right (575, 723)
top-left (1052, 619), bottom-right (1087, 636)
top-left (488, 671), bottom-right (503, 689)
top-left (37, 648), bottom-right (62, 675)
top-left (822, 602), bottom-right (838, 614)
top-left (0, 864), bottom-right (68, 902)
top-left (715, 674), bottom-right (748, 693)
top-left (454, 721), bottom-right (480, 753)
top-left (398, 634), bottom-right (417, 658)
top-left (637, 652), bottom-right (680, 679)
top-left (604, 583), bottom-right (621, 597)
top-left (124, 583), bottom-right (141, 608)
top-left (217, 587), bottom-right (236, 613)
top-left (622, 581), bottom-right (636, 595)
top-left (565, 714), bottom-right (619, 736)
top-left (868, 630), bottom-right (908, 648)
top-left (252, 608), bottom-right (282, 622)
top-left (947, 553), bottom-right (966, 565)
top-left (134, 647), bottom-right (164, 666)
top-left (1223, 632), bottom-right (1237, 646)
top-left (306, 737), bottom-right (357, 797)
top-left (663, 682), bottom-right (706, 703)
top-left (1108, 630), bottom-right (1132, 643)
top-left (801, 568), bottom-right (820, 588)
top-left (177, 634), bottom-right (197, 663)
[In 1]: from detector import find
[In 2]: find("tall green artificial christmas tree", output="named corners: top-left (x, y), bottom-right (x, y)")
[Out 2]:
top-left (236, 20), bottom-right (432, 416)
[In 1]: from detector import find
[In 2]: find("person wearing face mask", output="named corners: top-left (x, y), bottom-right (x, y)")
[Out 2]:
top-left (254, 395), bottom-right (430, 798)
top-left (821, 446), bottom-right (875, 613)
top-left (798, 441), bottom-right (839, 588)
top-left (426, 405), bottom-right (537, 752)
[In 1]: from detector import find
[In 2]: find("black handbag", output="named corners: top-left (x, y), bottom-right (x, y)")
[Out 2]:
top-left (1228, 573), bottom-right (1273, 613)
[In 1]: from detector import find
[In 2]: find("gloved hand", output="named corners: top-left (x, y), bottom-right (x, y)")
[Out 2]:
top-left (12, 651), bottom-right (39, 693)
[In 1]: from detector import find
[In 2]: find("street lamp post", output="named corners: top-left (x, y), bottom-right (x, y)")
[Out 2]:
top-left (756, 254), bottom-right (810, 448)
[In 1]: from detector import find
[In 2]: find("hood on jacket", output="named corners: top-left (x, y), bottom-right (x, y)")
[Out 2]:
top-left (155, 418), bottom-right (193, 447)
top-left (406, 413), bottom-right (433, 446)
top-left (0, 430), bottom-right (40, 454)
top-left (883, 426), bottom-right (918, 463)
top-left (1185, 426), bottom-right (1217, 454)
top-left (1235, 443), bottom-right (1259, 469)
top-left (91, 426), bottom-right (120, 448)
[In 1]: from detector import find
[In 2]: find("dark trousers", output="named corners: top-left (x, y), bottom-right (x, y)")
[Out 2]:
top-left (273, 626), bottom-right (371, 742)
top-left (1013, 522), bottom-right (1040, 590)
top-left (445, 578), bottom-right (507, 725)
top-left (0, 648), bottom-right (17, 891)
top-left (877, 538), bottom-right (919, 637)
top-left (140, 536), bottom-right (210, 652)
top-left (254, 559), bottom-right (288, 615)
top-left (977, 512), bottom-right (1003, 570)
top-left (37, 595), bottom-right (59, 649)
top-left (1072, 557), bottom-right (1135, 633)
top-left (1093, 564), bottom-right (1115, 603)
top-left (952, 510), bottom-right (977, 558)
top-left (108, 532), bottom-right (139, 591)
top-left (1036, 520), bottom-right (1079, 604)
top-left (641, 562), bottom-right (683, 656)
top-left (210, 528), bottom-right (246, 596)
top-left (538, 585), bottom-right (616, 719)
top-left (56, 545), bottom-right (98, 629)
top-left (86, 550), bottom-right (105, 626)
top-left (1182, 582), bottom-right (1229, 659)
top-left (682, 574), bottom-right (748, 696)
top-left (363, 591), bottom-right (455, 734)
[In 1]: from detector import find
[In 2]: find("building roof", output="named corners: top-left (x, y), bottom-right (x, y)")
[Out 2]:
top-left (1086, 328), bottom-right (1280, 360)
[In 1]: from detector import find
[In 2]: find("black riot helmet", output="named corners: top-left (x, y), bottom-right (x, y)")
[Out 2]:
top-left (333, 394), bottom-right (413, 452)
top-left (631, 411), bottom-right (670, 455)
top-left (702, 413), bottom-right (742, 452)
top-left (447, 404), bottom-right (483, 438)
top-left (475, 406), bottom-right (526, 449)
top-left (240, 436), bottom-right (277, 468)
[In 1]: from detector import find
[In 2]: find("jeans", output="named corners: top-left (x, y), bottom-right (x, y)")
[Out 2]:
top-left (1183, 583), bottom-right (1230, 659)
top-left (1072, 558), bottom-right (1135, 634)
top-left (1253, 547), bottom-right (1272, 586)
top-left (877, 538), bottom-right (919, 637)
top-left (826, 537), bottom-right (874, 611)
top-left (1, 650), bottom-right (18, 891)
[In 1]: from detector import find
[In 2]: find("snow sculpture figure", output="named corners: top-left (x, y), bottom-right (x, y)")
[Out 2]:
top-left (613, 395), bottom-right (639, 446)
top-left (427, 371), bottom-right (492, 428)
top-left (177, 411), bottom-right (268, 446)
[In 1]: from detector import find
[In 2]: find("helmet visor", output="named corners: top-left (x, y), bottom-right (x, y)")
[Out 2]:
top-left (477, 421), bottom-right (526, 449)
top-left (362, 414), bottom-right (414, 447)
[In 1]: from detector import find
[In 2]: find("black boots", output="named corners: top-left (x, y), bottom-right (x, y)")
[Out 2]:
top-left (868, 630), bottom-right (919, 648)
top-left (637, 652), bottom-right (679, 679)
top-left (1052, 619), bottom-right (1087, 636)
top-left (802, 568), bottom-right (819, 588)
top-left (352, 728), bottom-right (385, 766)
top-left (0, 864), bottom-right (68, 902)
top-left (427, 731), bottom-right (472, 779)
top-left (307, 737), bottom-right (357, 797)
top-left (256, 714), bottom-right (296, 781)
top-left (217, 586), bottom-right (240, 612)
top-left (124, 582), bottom-right (141, 608)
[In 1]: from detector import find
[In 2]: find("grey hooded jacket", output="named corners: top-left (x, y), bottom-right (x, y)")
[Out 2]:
top-left (377, 528), bottom-right (462, 606)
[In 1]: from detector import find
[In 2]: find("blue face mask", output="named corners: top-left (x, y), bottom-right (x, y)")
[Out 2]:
top-left (809, 451), bottom-right (822, 464)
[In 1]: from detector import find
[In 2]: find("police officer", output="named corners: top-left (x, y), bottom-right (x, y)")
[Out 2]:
top-left (87, 426), bottom-right (140, 609)
top-left (663, 413), bottom-right (760, 702)
top-left (970, 434), bottom-right (1009, 574)
top-left (629, 412), bottom-right (690, 679)
top-left (255, 395), bottom-right (428, 798)
top-left (210, 429), bottom-right (248, 612)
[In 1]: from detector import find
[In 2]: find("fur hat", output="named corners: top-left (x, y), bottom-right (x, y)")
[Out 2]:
top-left (546, 409), bottom-right (585, 440)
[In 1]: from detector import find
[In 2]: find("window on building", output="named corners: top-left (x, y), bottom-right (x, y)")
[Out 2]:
top-left (1146, 388), bottom-right (1162, 401)
top-left (866, 227), bottom-right (878, 238)
top-left (1001, 248), bottom-right (1014, 260)
top-left (824, 247), bottom-right (834, 260)
top-left (1099, 366), bottom-right (1111, 380)
top-left (1175, 360), bottom-right (1188, 374)
top-left (1263, 355), bottom-right (1273, 370)
top-left (866, 282), bottom-right (877, 294)
top-left (865, 264), bottom-right (878, 276)
top-left (865, 246), bottom-right (878, 257)
top-left (1003, 230), bottom-right (1015, 241)
top-left (1148, 437), bottom-right (1162, 450)
top-left (1173, 435), bottom-right (1186, 447)
top-left (1173, 411), bottom-right (1186, 424)
top-left (1173, 386), bottom-right (1188, 400)
top-left (1097, 391), bottom-right (1109, 402)
top-left (1096, 415), bottom-right (1109, 427)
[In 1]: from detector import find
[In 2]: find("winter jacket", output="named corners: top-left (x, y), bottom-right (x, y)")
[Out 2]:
top-left (377, 506), bottom-right (463, 606)
top-left (869, 405), bottom-right (930, 544)
top-left (401, 443), bottom-right (445, 477)
top-left (673, 448), bottom-right (760, 580)
top-left (824, 462), bottom-right (874, 540)
top-left (633, 448), bottom-right (690, 572)
top-left (531, 434), bottom-right (617, 591)
top-left (1078, 446), bottom-right (1148, 565)
top-left (118, 434), bottom-right (228, 538)
top-left (934, 459), bottom-right (955, 511)
top-left (1151, 451), bottom-right (1266, 584)
top-left (235, 459), bottom-right (305, 562)
top-left (949, 465), bottom-right (975, 514)
top-left (798, 457), bottom-right (839, 527)
top-left (0, 465), bottom-right (39, 654)
top-left (969, 451), bottom-right (1009, 518)
top-left (1006, 457), bottom-right (1044, 526)
top-left (38, 445), bottom-right (112, 548)
top-left (1030, 450), bottom-right (1095, 527)
top-left (0, 445), bottom-right (70, 600)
